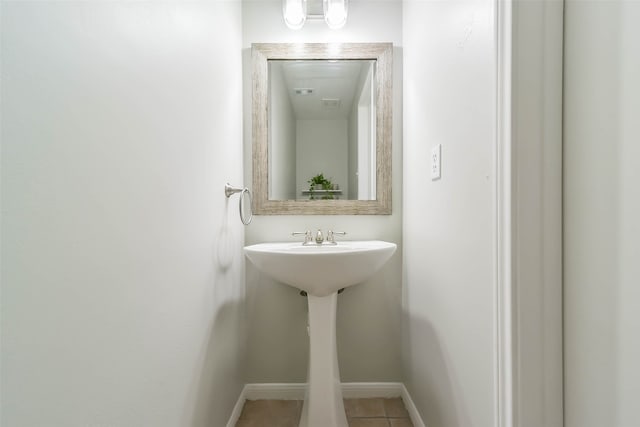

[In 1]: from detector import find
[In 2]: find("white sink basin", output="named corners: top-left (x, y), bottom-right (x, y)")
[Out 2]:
top-left (244, 240), bottom-right (397, 297)
top-left (244, 239), bottom-right (396, 427)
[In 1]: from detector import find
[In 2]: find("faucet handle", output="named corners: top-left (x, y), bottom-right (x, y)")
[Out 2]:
top-left (327, 230), bottom-right (347, 244)
top-left (292, 231), bottom-right (313, 245)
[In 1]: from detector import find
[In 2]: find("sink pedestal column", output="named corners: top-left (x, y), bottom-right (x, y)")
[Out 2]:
top-left (299, 292), bottom-right (348, 427)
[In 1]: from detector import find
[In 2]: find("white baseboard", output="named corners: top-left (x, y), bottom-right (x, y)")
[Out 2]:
top-left (226, 382), bottom-right (425, 427)
top-left (225, 385), bottom-right (248, 427)
top-left (400, 383), bottom-right (426, 427)
top-left (244, 383), bottom-right (306, 400)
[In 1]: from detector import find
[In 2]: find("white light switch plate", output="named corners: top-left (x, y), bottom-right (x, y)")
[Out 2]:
top-left (431, 144), bottom-right (442, 180)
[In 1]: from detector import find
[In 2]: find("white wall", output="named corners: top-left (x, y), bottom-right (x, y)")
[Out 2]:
top-left (402, 1), bottom-right (497, 426)
top-left (296, 119), bottom-right (349, 198)
top-left (564, 1), bottom-right (640, 426)
top-left (242, 0), bottom-right (403, 383)
top-left (269, 61), bottom-right (297, 200)
top-left (348, 95), bottom-right (358, 201)
top-left (348, 62), bottom-right (375, 201)
top-left (0, 2), bottom-right (245, 426)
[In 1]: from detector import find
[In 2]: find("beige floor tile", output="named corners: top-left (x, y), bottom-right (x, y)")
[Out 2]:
top-left (237, 399), bottom-right (301, 425)
top-left (267, 400), bottom-right (301, 419)
top-left (239, 400), bottom-right (271, 420)
top-left (383, 398), bottom-right (410, 418)
top-left (348, 418), bottom-right (391, 427)
top-left (389, 418), bottom-right (414, 427)
top-left (344, 398), bottom-right (386, 418)
top-left (237, 398), bottom-right (414, 426)
top-left (266, 416), bottom-right (301, 427)
top-left (235, 417), bottom-right (300, 427)
top-left (234, 418), bottom-right (261, 427)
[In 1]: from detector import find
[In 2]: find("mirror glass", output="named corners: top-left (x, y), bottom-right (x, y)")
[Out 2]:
top-left (252, 43), bottom-right (392, 215)
top-left (268, 59), bottom-right (376, 201)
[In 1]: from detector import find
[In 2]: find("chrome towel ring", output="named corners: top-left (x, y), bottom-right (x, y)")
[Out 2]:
top-left (224, 183), bottom-right (253, 225)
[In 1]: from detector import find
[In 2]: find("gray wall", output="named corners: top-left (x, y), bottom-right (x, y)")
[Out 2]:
top-left (564, 1), bottom-right (640, 426)
top-left (0, 2), bottom-right (245, 426)
top-left (242, 0), bottom-right (403, 383)
top-left (511, 1), bottom-right (564, 426)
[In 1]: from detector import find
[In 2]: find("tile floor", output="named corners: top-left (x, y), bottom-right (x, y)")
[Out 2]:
top-left (235, 397), bottom-right (414, 427)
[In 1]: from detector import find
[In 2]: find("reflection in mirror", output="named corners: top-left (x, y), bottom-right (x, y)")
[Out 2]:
top-left (252, 43), bottom-right (392, 215)
top-left (268, 60), bottom-right (376, 201)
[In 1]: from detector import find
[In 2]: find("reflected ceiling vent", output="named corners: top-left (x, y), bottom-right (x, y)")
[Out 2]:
top-left (294, 88), bottom-right (314, 95)
top-left (322, 98), bottom-right (341, 108)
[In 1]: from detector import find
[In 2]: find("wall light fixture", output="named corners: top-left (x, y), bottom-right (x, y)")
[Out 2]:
top-left (323, 0), bottom-right (348, 29)
top-left (283, 0), bottom-right (307, 30)
top-left (283, 0), bottom-right (348, 30)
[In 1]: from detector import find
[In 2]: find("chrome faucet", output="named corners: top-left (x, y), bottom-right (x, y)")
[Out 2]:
top-left (326, 230), bottom-right (347, 244)
top-left (292, 229), bottom-right (347, 245)
top-left (292, 230), bottom-right (313, 245)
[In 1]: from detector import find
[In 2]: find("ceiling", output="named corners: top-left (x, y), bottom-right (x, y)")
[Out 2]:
top-left (271, 59), bottom-right (373, 120)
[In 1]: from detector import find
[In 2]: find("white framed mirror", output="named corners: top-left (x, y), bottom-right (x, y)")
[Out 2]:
top-left (252, 42), bottom-right (392, 215)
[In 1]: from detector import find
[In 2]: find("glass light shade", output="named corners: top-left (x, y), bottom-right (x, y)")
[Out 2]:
top-left (323, 0), bottom-right (348, 29)
top-left (283, 0), bottom-right (307, 30)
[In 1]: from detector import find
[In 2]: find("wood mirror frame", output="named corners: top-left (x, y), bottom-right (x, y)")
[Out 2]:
top-left (252, 42), bottom-right (392, 215)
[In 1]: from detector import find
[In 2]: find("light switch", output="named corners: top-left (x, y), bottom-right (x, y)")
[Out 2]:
top-left (431, 144), bottom-right (442, 180)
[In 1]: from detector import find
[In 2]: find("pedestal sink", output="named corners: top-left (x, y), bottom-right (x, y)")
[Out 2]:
top-left (244, 240), bottom-right (397, 427)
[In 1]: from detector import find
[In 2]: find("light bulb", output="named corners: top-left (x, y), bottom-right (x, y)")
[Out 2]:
top-left (283, 0), bottom-right (307, 30)
top-left (323, 0), bottom-right (348, 29)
